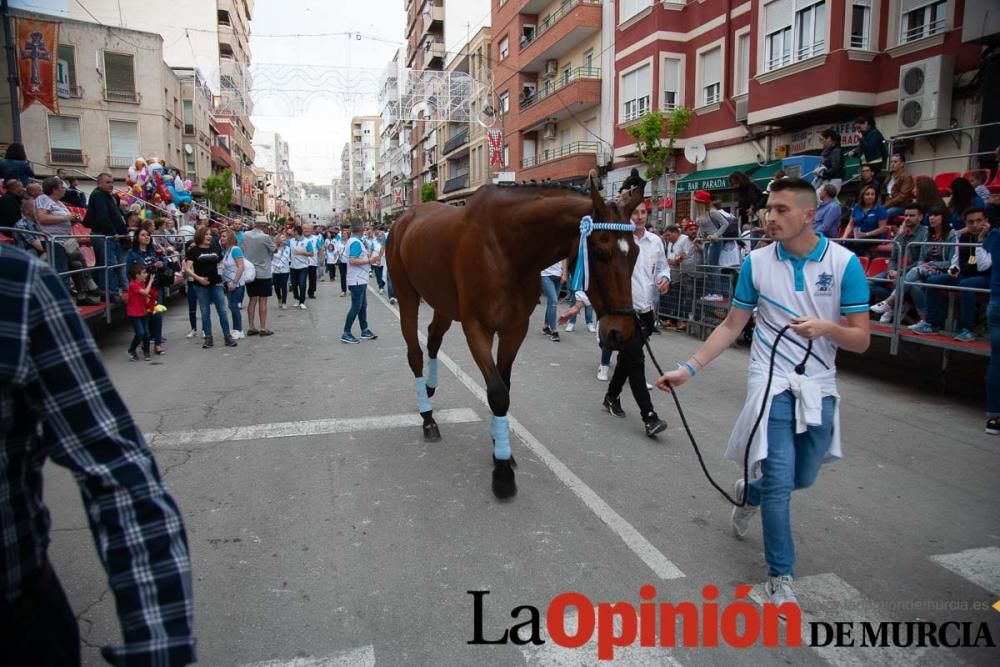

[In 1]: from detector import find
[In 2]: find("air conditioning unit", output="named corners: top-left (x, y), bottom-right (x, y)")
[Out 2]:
top-left (896, 55), bottom-right (953, 134)
top-left (543, 60), bottom-right (558, 78)
top-left (734, 96), bottom-right (748, 123)
top-left (543, 122), bottom-right (558, 140)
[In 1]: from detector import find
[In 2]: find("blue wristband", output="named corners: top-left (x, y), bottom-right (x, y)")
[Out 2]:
top-left (680, 362), bottom-right (697, 377)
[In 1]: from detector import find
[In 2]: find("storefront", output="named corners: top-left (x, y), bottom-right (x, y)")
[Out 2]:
top-left (673, 162), bottom-right (764, 223)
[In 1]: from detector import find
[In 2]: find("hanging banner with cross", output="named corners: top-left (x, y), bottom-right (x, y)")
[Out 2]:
top-left (16, 17), bottom-right (59, 114)
top-left (488, 129), bottom-right (504, 167)
top-left (394, 187), bottom-right (403, 205)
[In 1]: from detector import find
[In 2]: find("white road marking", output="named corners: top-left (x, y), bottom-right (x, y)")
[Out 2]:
top-left (929, 546), bottom-right (1000, 594)
top-left (148, 408), bottom-right (481, 448)
top-left (519, 608), bottom-right (683, 666)
top-left (239, 645), bottom-right (375, 667)
top-left (372, 289), bottom-right (685, 580)
top-left (749, 573), bottom-right (964, 667)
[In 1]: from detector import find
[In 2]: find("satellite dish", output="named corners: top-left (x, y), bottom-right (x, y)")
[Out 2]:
top-left (184, 144), bottom-right (194, 155)
top-left (684, 143), bottom-right (707, 165)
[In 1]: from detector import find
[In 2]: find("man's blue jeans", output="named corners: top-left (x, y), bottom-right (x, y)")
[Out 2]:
top-left (568, 290), bottom-right (593, 325)
top-left (746, 390), bottom-right (836, 577)
top-left (344, 284), bottom-right (369, 334)
top-left (704, 240), bottom-right (724, 296)
top-left (988, 301), bottom-right (1000, 418)
top-left (540, 275), bottom-right (560, 330)
top-left (290, 267), bottom-right (307, 304)
top-left (194, 284), bottom-right (230, 338)
top-left (925, 274), bottom-right (989, 330)
top-left (94, 238), bottom-right (123, 295)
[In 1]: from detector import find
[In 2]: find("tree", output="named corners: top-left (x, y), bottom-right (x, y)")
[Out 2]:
top-left (420, 182), bottom-right (438, 202)
top-left (203, 169), bottom-right (234, 216)
top-left (626, 107), bottom-right (692, 229)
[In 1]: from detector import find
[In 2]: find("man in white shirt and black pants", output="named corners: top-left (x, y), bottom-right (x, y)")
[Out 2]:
top-left (562, 205), bottom-right (670, 437)
top-left (655, 178), bottom-right (871, 606)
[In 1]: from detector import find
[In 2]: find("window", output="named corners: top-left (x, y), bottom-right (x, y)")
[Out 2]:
top-left (48, 115), bottom-right (83, 163)
top-left (562, 65), bottom-right (571, 86)
top-left (503, 144), bottom-right (509, 168)
top-left (795, 0), bottom-right (826, 60)
top-left (583, 48), bottom-right (594, 74)
top-left (620, 0), bottom-right (652, 23)
top-left (56, 45), bottom-right (76, 98)
top-left (183, 100), bottom-right (195, 135)
top-left (850, 0), bottom-right (872, 49)
top-left (700, 47), bottom-right (721, 106)
top-left (763, 0), bottom-right (826, 72)
top-left (620, 64), bottom-right (651, 122)
top-left (103, 51), bottom-right (136, 102)
top-left (900, 0), bottom-right (947, 44)
top-left (735, 33), bottom-right (750, 95)
top-left (499, 92), bottom-right (509, 114)
top-left (109, 120), bottom-right (139, 166)
top-left (498, 36), bottom-right (509, 60)
top-left (661, 57), bottom-right (681, 111)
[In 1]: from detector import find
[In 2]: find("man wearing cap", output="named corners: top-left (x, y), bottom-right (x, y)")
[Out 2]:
top-left (341, 218), bottom-right (378, 344)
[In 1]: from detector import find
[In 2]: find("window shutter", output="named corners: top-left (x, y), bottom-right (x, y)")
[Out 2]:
top-left (765, 0), bottom-right (793, 32)
top-left (109, 120), bottom-right (139, 157)
top-left (104, 52), bottom-right (135, 93)
top-left (702, 48), bottom-right (721, 87)
top-left (48, 116), bottom-right (81, 149)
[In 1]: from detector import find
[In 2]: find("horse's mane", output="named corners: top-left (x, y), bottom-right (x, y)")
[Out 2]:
top-left (489, 180), bottom-right (592, 196)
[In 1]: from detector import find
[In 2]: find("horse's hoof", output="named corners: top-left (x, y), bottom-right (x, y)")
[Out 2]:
top-left (426, 385), bottom-right (436, 398)
top-left (492, 453), bottom-right (517, 468)
top-left (423, 422), bottom-right (441, 442)
top-left (492, 459), bottom-right (517, 499)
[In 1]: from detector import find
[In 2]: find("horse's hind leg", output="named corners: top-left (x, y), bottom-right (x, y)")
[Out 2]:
top-left (462, 320), bottom-right (516, 499)
top-left (425, 310), bottom-right (452, 398)
top-left (397, 286), bottom-right (440, 442)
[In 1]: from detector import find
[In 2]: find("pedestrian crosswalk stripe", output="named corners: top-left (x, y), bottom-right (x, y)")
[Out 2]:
top-left (929, 546), bottom-right (1000, 594)
top-left (749, 573), bottom-right (966, 667)
top-left (239, 645), bottom-right (375, 667)
top-left (147, 408), bottom-right (481, 448)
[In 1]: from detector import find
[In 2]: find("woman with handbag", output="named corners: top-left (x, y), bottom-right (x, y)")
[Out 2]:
top-left (220, 227), bottom-right (253, 339)
top-left (34, 177), bottom-right (102, 305)
top-left (126, 228), bottom-right (168, 355)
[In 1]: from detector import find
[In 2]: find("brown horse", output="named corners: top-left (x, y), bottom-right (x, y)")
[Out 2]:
top-left (385, 175), bottom-right (643, 499)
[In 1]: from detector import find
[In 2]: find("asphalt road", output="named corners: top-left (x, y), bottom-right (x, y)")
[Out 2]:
top-left (43, 276), bottom-right (1000, 667)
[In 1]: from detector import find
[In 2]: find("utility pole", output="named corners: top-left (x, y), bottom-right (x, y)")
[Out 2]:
top-left (2, 0), bottom-right (22, 143)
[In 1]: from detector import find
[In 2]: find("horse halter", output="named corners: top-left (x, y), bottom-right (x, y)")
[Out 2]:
top-left (568, 215), bottom-right (636, 293)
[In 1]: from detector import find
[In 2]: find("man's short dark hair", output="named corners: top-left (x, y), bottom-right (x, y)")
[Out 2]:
top-left (861, 164), bottom-right (873, 172)
top-left (3, 178), bottom-right (19, 190)
top-left (97, 172), bottom-right (113, 181)
top-left (768, 177), bottom-right (817, 206)
top-left (820, 184), bottom-right (837, 199)
top-left (963, 206), bottom-right (985, 219)
top-left (904, 203), bottom-right (924, 215)
top-left (892, 151), bottom-right (905, 163)
top-left (664, 225), bottom-right (679, 234)
top-left (820, 128), bottom-right (840, 143)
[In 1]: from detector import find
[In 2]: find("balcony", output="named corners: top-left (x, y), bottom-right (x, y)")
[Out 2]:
top-left (520, 141), bottom-right (599, 181)
top-left (49, 148), bottom-right (85, 165)
top-left (423, 39), bottom-right (445, 68)
top-left (518, 0), bottom-right (601, 71)
top-left (211, 144), bottom-right (236, 170)
top-left (443, 127), bottom-right (469, 155)
top-left (105, 88), bottom-right (139, 104)
top-left (419, 1), bottom-right (444, 39)
top-left (109, 155), bottom-right (133, 169)
top-left (443, 173), bottom-right (469, 193)
top-left (517, 67), bottom-right (600, 131)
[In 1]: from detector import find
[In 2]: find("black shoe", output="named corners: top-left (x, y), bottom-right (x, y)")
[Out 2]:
top-left (603, 394), bottom-right (626, 418)
top-left (987, 417), bottom-right (1000, 435)
top-left (224, 335), bottom-right (238, 347)
top-left (308, 295), bottom-right (316, 299)
top-left (542, 325), bottom-right (552, 336)
top-left (202, 336), bottom-right (214, 349)
top-left (549, 332), bottom-right (560, 342)
top-left (644, 416), bottom-right (668, 437)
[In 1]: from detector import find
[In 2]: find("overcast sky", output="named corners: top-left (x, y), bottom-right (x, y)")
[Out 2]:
top-left (250, 0), bottom-right (405, 184)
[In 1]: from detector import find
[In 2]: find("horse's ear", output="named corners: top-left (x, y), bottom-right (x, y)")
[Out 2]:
top-left (621, 186), bottom-right (644, 221)
top-left (588, 170), bottom-right (606, 218)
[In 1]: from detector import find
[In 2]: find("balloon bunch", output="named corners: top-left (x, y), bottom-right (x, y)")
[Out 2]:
top-left (124, 157), bottom-right (194, 214)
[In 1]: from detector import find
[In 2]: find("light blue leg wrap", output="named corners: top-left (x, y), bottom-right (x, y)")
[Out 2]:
top-left (415, 377), bottom-right (432, 413)
top-left (427, 358), bottom-right (439, 389)
top-left (491, 415), bottom-right (511, 460)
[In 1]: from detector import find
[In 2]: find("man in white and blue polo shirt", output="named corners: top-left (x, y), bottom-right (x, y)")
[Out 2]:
top-left (341, 218), bottom-right (378, 344)
top-left (656, 178), bottom-right (870, 606)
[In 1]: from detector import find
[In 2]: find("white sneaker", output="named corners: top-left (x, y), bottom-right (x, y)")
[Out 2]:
top-left (298, 303), bottom-right (308, 310)
top-left (231, 330), bottom-right (244, 340)
top-left (870, 300), bottom-right (890, 315)
top-left (730, 478), bottom-right (758, 539)
top-left (764, 574), bottom-right (798, 608)
top-left (596, 365), bottom-right (609, 382)
top-left (587, 322), bottom-right (597, 333)
top-left (702, 294), bottom-right (724, 302)
top-left (645, 382), bottom-right (653, 390)
top-left (280, 303), bottom-right (287, 310)
top-left (878, 311), bottom-right (893, 324)
top-left (185, 329), bottom-right (198, 339)
top-left (564, 323), bottom-right (575, 332)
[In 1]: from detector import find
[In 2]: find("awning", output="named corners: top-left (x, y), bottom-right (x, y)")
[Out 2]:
top-left (675, 162), bottom-right (762, 194)
top-left (751, 160), bottom-right (784, 187)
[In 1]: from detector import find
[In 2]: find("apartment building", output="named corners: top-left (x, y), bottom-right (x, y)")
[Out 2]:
top-left (611, 0), bottom-right (984, 222)
top-left (0, 11), bottom-right (182, 188)
top-left (175, 68), bottom-right (214, 196)
top-left (491, 0), bottom-right (611, 185)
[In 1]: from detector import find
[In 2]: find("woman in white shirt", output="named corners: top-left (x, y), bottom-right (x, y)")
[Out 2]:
top-left (271, 234), bottom-right (291, 309)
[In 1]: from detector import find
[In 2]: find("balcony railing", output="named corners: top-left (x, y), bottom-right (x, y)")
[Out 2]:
top-left (105, 88), bottom-right (138, 103)
top-left (521, 141), bottom-right (599, 169)
top-left (443, 173), bottom-right (470, 193)
top-left (900, 16), bottom-right (947, 44)
top-left (520, 67), bottom-right (600, 110)
top-left (109, 155), bottom-right (133, 168)
top-left (520, 0), bottom-right (601, 51)
top-left (443, 128), bottom-right (469, 154)
top-left (50, 148), bottom-right (84, 165)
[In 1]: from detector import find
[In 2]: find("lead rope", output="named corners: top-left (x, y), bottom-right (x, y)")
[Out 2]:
top-left (635, 314), bottom-right (809, 507)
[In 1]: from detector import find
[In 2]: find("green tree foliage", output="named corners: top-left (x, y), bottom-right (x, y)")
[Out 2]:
top-left (203, 169), bottom-right (234, 215)
top-left (626, 107), bottom-right (692, 228)
top-left (420, 182), bottom-right (438, 202)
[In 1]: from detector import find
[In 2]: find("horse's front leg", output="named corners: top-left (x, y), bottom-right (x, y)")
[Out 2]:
top-left (462, 320), bottom-right (516, 499)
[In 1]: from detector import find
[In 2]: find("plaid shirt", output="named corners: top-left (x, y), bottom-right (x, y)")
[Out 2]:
top-left (0, 245), bottom-right (195, 665)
